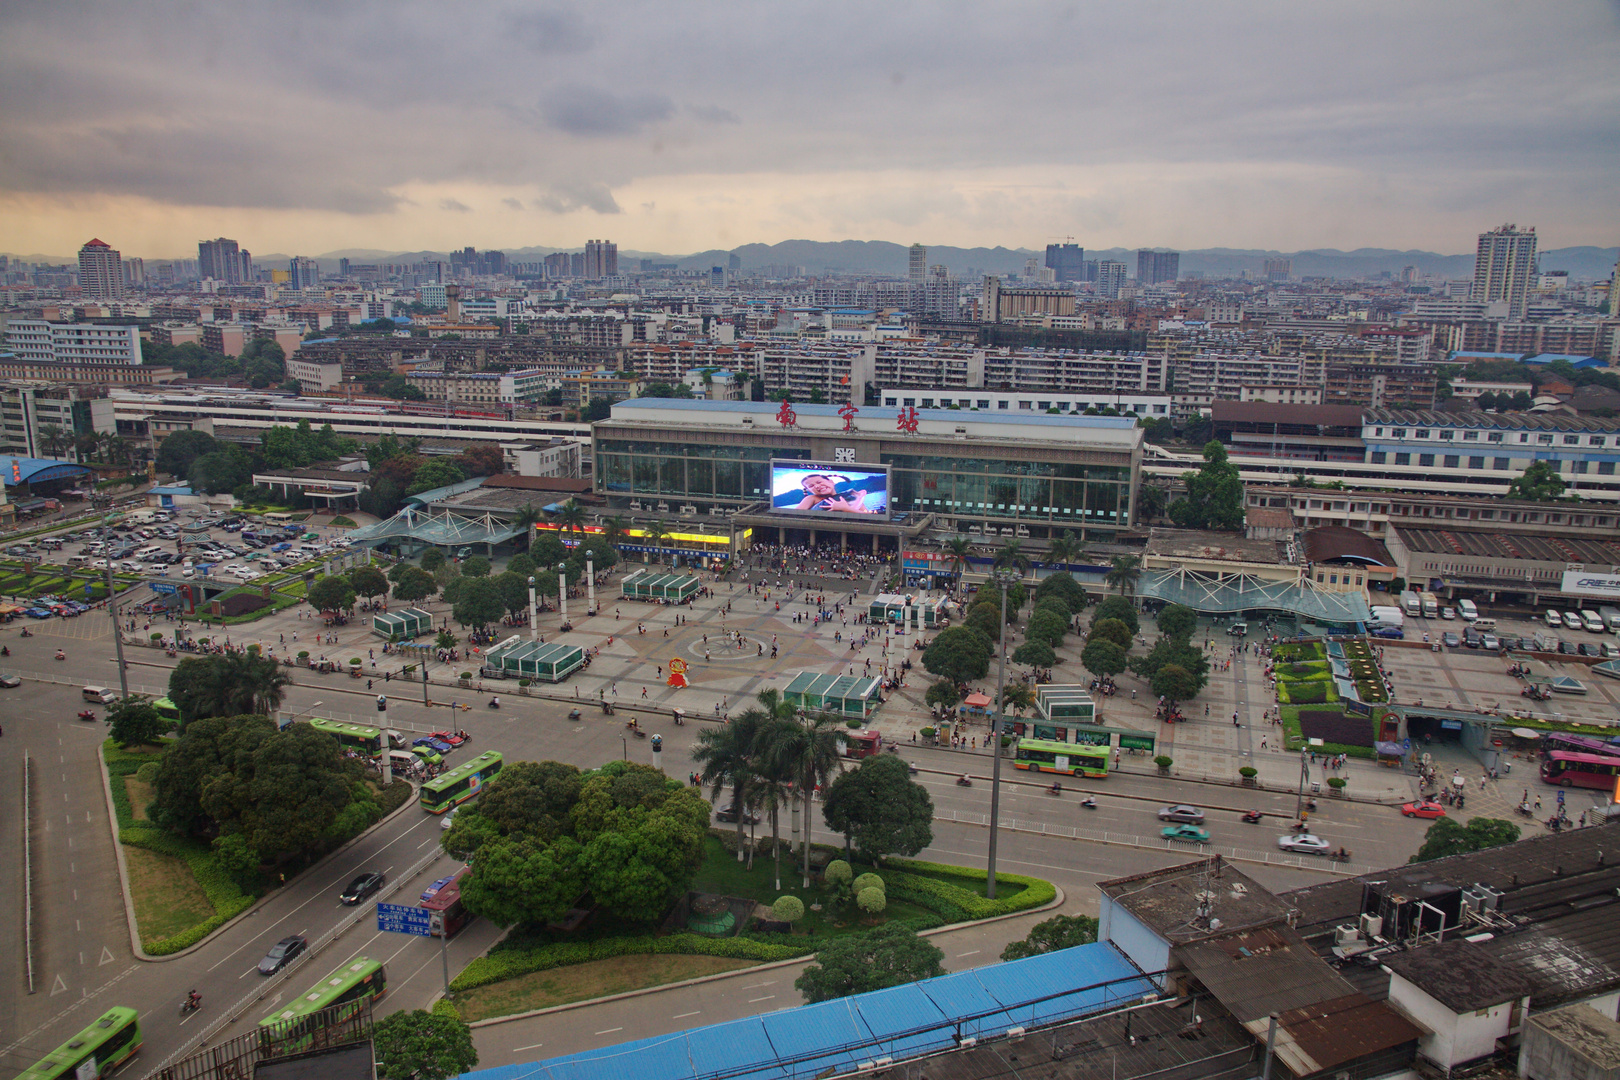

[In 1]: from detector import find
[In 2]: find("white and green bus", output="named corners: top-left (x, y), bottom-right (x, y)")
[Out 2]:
top-left (259, 957), bottom-right (386, 1052)
top-left (419, 750), bottom-right (504, 814)
top-left (15, 1006), bottom-right (142, 1079)
top-left (307, 717), bottom-right (385, 756)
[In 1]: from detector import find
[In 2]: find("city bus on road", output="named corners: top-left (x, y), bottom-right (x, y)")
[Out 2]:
top-left (308, 717), bottom-right (384, 756)
top-left (1541, 750), bottom-right (1620, 789)
top-left (1011, 738), bottom-right (1110, 778)
top-left (1540, 732), bottom-right (1620, 761)
top-left (15, 1006), bottom-right (142, 1079)
top-left (153, 697), bottom-right (181, 726)
top-left (258, 957), bottom-right (386, 1051)
top-left (420, 750), bottom-right (504, 813)
top-left (420, 868), bottom-right (473, 938)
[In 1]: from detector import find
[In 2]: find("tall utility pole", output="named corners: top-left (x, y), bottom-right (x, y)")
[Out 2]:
top-left (93, 498), bottom-right (130, 697)
top-left (986, 566), bottom-right (1018, 899)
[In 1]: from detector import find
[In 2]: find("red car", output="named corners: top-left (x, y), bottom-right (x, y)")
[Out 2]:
top-left (1401, 801), bottom-right (1446, 819)
top-left (430, 730), bottom-right (467, 746)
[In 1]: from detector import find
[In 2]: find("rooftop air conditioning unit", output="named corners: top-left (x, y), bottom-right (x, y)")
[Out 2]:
top-left (957, 1037), bottom-right (978, 1049)
top-left (1006, 1027), bottom-right (1027, 1041)
top-left (1335, 924), bottom-right (1361, 947)
top-left (1459, 887), bottom-right (1485, 915)
top-left (1359, 913), bottom-right (1383, 938)
top-left (1478, 885), bottom-right (1503, 911)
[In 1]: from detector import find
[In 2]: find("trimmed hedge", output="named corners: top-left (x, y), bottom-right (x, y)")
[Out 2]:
top-left (878, 857), bottom-right (1057, 921)
top-left (450, 933), bottom-right (805, 991)
top-left (431, 998), bottom-right (462, 1021)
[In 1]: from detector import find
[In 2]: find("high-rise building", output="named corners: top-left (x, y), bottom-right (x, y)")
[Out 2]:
top-left (584, 240), bottom-right (618, 278)
top-left (1045, 242), bottom-right (1085, 282)
top-left (908, 244), bottom-right (927, 285)
top-left (1264, 258), bottom-right (1292, 282)
top-left (1096, 261), bottom-right (1129, 298)
top-left (198, 238), bottom-right (249, 284)
top-left (288, 257), bottom-right (320, 290)
top-left (77, 239), bottom-right (124, 299)
top-left (1135, 249), bottom-right (1180, 285)
top-left (1471, 224), bottom-right (1538, 319)
top-left (122, 258), bottom-right (145, 289)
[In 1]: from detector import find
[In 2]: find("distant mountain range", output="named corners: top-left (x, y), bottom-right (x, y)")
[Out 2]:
top-left (11, 241), bottom-right (1618, 281)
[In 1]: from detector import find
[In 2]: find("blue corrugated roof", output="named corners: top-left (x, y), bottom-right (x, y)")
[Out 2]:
top-left (1, 457), bottom-right (93, 486)
top-left (456, 943), bottom-right (1152, 1080)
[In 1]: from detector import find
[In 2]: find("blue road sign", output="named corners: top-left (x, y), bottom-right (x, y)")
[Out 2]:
top-left (376, 902), bottom-right (432, 937)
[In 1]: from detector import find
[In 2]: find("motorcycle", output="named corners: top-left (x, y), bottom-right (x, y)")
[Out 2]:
top-left (1328, 850), bottom-right (1352, 863)
top-left (54, 649), bottom-right (65, 661)
top-left (672, 709), bottom-right (685, 726)
top-left (19, 628), bottom-right (32, 637)
top-left (1080, 796), bottom-right (1098, 809)
top-left (1290, 820), bottom-right (1311, 832)
top-left (1241, 810), bottom-right (1263, 824)
top-left (568, 708), bottom-right (582, 721)
top-left (487, 698), bottom-right (500, 709)
top-left (956, 775), bottom-right (973, 787)
top-left (1514, 803), bottom-right (1534, 817)
top-left (179, 994), bottom-right (202, 1017)
top-left (601, 701), bottom-right (615, 715)
top-left (77, 709), bottom-right (97, 722)
top-left (1047, 782), bottom-right (1063, 796)
top-left (1, 646), bottom-right (7, 657)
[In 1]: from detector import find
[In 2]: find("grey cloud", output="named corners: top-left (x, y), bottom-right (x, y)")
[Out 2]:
top-left (440, 198), bottom-right (472, 212)
top-left (688, 104), bottom-right (740, 125)
top-left (544, 89), bottom-right (674, 137)
top-left (502, 197), bottom-right (527, 211)
top-left (534, 182), bottom-right (621, 215)
top-left (506, 7), bottom-right (595, 55)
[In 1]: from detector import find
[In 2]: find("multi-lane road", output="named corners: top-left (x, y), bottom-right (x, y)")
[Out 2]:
top-left (0, 611), bottom-right (1446, 1077)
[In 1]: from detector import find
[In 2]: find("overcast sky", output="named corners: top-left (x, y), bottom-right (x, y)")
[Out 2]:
top-left (2, 1), bottom-right (1618, 260)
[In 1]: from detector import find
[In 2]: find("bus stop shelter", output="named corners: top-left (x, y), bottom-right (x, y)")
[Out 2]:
top-left (782, 671), bottom-right (883, 719)
top-left (620, 570), bottom-right (702, 602)
top-left (483, 638), bottom-right (586, 682)
top-left (372, 607), bottom-right (434, 640)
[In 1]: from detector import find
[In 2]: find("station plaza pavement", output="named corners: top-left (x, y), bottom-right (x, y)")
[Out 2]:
top-left (111, 560), bottom-right (1620, 824)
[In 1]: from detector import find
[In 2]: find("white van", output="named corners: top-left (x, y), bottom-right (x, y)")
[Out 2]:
top-left (1456, 599), bottom-right (1479, 621)
top-left (81, 686), bottom-right (118, 704)
top-left (134, 545), bottom-right (163, 559)
top-left (67, 555), bottom-right (90, 566)
top-left (1471, 617), bottom-right (1497, 633)
top-left (1545, 609), bottom-right (1564, 628)
top-left (1582, 610), bottom-right (1605, 633)
top-left (1563, 611), bottom-right (1585, 630)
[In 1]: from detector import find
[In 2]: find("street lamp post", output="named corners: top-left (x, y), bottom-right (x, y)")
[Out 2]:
top-left (986, 565), bottom-right (1018, 899)
top-left (1295, 750), bottom-right (1311, 822)
top-left (557, 562), bottom-right (568, 627)
top-left (586, 552), bottom-right (595, 616)
top-left (527, 576), bottom-right (537, 642)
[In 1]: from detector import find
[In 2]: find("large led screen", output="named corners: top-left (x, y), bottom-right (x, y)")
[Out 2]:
top-left (769, 460), bottom-right (889, 518)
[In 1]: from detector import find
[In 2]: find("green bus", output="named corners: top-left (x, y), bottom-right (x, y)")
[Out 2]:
top-left (153, 697), bottom-right (181, 725)
top-left (259, 957), bottom-right (386, 1049)
top-left (420, 750), bottom-right (504, 814)
top-left (308, 717), bottom-right (384, 755)
top-left (14, 1006), bottom-right (142, 1079)
top-left (1012, 738), bottom-right (1110, 778)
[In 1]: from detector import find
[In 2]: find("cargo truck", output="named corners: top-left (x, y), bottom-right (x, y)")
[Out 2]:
top-left (1420, 592), bottom-right (1439, 619)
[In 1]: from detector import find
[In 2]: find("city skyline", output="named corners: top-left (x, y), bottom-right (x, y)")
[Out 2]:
top-left (1, 2), bottom-right (1617, 259)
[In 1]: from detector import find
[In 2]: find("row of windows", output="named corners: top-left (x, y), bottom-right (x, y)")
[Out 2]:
top-left (1314, 572), bottom-right (1364, 585)
top-left (1368, 451), bottom-right (1617, 475)
top-left (1375, 426), bottom-right (1613, 447)
top-left (883, 396), bottom-right (1167, 415)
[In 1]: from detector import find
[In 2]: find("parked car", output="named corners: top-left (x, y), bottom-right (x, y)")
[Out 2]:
top-left (1558, 640), bottom-right (1579, 655)
top-left (1157, 804), bottom-right (1205, 824)
top-left (1371, 626), bottom-right (1404, 639)
top-left (1579, 642), bottom-right (1602, 657)
top-left (1161, 824), bottom-right (1211, 843)
top-left (413, 736), bottom-right (453, 754)
top-left (430, 730), bottom-right (467, 746)
top-left (1481, 634), bottom-right (1500, 651)
top-left (714, 803), bottom-right (761, 824)
top-left (1441, 632), bottom-right (1461, 648)
top-left (1277, 834), bottom-right (1333, 855)
top-left (1440, 607), bottom-right (1456, 620)
top-left (0, 673), bottom-right (21, 688)
top-left (339, 871), bottom-right (386, 905)
top-left (1401, 801), bottom-right (1446, 819)
top-left (257, 935), bottom-right (308, 974)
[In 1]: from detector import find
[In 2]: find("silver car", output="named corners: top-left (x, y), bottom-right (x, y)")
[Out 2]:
top-left (1158, 804), bottom-right (1205, 824)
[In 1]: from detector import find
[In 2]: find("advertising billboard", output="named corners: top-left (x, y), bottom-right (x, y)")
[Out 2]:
top-left (769, 459), bottom-right (889, 518)
top-left (1561, 571), bottom-right (1620, 599)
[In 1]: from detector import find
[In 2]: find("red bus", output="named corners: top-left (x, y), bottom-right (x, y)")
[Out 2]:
top-left (1540, 750), bottom-right (1620, 790)
top-left (420, 869), bottom-right (473, 938)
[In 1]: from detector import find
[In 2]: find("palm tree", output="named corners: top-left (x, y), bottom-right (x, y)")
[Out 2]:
top-left (555, 499), bottom-right (587, 547)
top-left (600, 515), bottom-right (629, 558)
top-left (691, 709), bottom-right (772, 863)
top-left (1105, 554), bottom-right (1142, 599)
top-left (644, 518), bottom-right (670, 564)
top-left (941, 535), bottom-right (974, 589)
top-left (1045, 530), bottom-right (1083, 568)
top-left (992, 538), bottom-right (1032, 578)
top-left (38, 423), bottom-right (67, 461)
top-left (764, 705), bottom-right (846, 888)
top-left (510, 502), bottom-right (542, 552)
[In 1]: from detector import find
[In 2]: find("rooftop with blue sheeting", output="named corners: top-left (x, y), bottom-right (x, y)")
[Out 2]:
top-left (455, 943), bottom-right (1151, 1080)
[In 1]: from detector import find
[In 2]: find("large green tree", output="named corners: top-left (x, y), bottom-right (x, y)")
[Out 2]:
top-left (1088, 618), bottom-right (1133, 650)
top-left (165, 652), bottom-right (292, 723)
top-left (1000, 914), bottom-right (1099, 960)
top-left (373, 1009), bottom-right (478, 1080)
top-left (1033, 570), bottom-right (1087, 613)
top-left (1012, 639), bottom-right (1057, 668)
top-left (1150, 663), bottom-right (1202, 710)
top-left (451, 576), bottom-right (505, 630)
top-left (1026, 608), bottom-right (1069, 649)
top-left (922, 625), bottom-right (993, 683)
top-left (766, 709), bottom-right (848, 888)
top-left (794, 924), bottom-right (946, 1003)
top-left (1168, 441), bottom-right (1244, 529)
top-left (691, 709), bottom-right (771, 860)
top-left (1507, 461), bottom-right (1567, 501)
top-left (1410, 817), bottom-right (1521, 863)
top-left (155, 429), bottom-right (220, 479)
top-left (821, 754), bottom-right (934, 864)
top-left (189, 446), bottom-right (255, 494)
top-left (407, 458), bottom-right (467, 496)
top-left (1156, 604), bottom-right (1199, 641)
top-left (105, 697), bottom-right (169, 747)
top-left (307, 574), bottom-right (356, 616)
top-left (1091, 594), bottom-right (1139, 636)
top-left (1079, 637), bottom-right (1127, 679)
top-left (391, 565), bottom-right (438, 603)
top-left (349, 565), bottom-right (389, 603)
top-left (200, 720), bottom-right (361, 861)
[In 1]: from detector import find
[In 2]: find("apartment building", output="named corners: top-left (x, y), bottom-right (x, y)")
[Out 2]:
top-left (405, 367), bottom-right (549, 407)
top-left (4, 319), bottom-right (141, 365)
top-left (0, 383), bottom-right (116, 460)
top-left (880, 387), bottom-right (1170, 417)
top-left (77, 239), bottom-right (124, 301)
top-left (1169, 353), bottom-right (1324, 411)
top-left (285, 357), bottom-right (344, 393)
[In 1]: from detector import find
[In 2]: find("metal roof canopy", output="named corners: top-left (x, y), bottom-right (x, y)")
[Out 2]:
top-left (620, 569), bottom-right (702, 599)
top-left (1139, 567), bottom-right (1372, 624)
top-left (456, 943), bottom-right (1153, 1080)
top-left (346, 505), bottom-right (523, 548)
top-left (372, 608), bottom-right (433, 638)
top-left (1, 457), bottom-right (92, 487)
top-left (783, 670), bottom-right (881, 701)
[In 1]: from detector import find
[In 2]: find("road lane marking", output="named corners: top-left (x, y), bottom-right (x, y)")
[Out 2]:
top-left (748, 995), bottom-right (775, 1003)
top-left (418, 836), bottom-right (436, 848)
top-left (956, 950), bottom-right (981, 957)
top-left (514, 1043), bottom-right (545, 1052)
top-left (673, 1011), bottom-right (701, 1019)
top-left (595, 1027), bottom-right (623, 1035)
top-left (740, 981), bottom-right (776, 990)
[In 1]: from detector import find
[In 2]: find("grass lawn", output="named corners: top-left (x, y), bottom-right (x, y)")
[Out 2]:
top-left (453, 954), bottom-right (759, 1021)
top-left (691, 836), bottom-right (938, 938)
top-left (124, 845), bottom-right (214, 942)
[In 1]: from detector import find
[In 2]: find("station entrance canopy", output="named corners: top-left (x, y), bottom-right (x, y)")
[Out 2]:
top-left (1139, 568), bottom-right (1371, 625)
top-left (346, 506), bottom-right (524, 550)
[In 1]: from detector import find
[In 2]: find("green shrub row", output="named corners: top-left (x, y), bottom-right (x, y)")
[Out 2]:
top-left (880, 858), bottom-right (1058, 919)
top-left (431, 998), bottom-right (462, 1021)
top-left (120, 824), bottom-right (257, 954)
top-left (449, 932), bottom-right (806, 991)
top-left (375, 779), bottom-right (415, 816)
